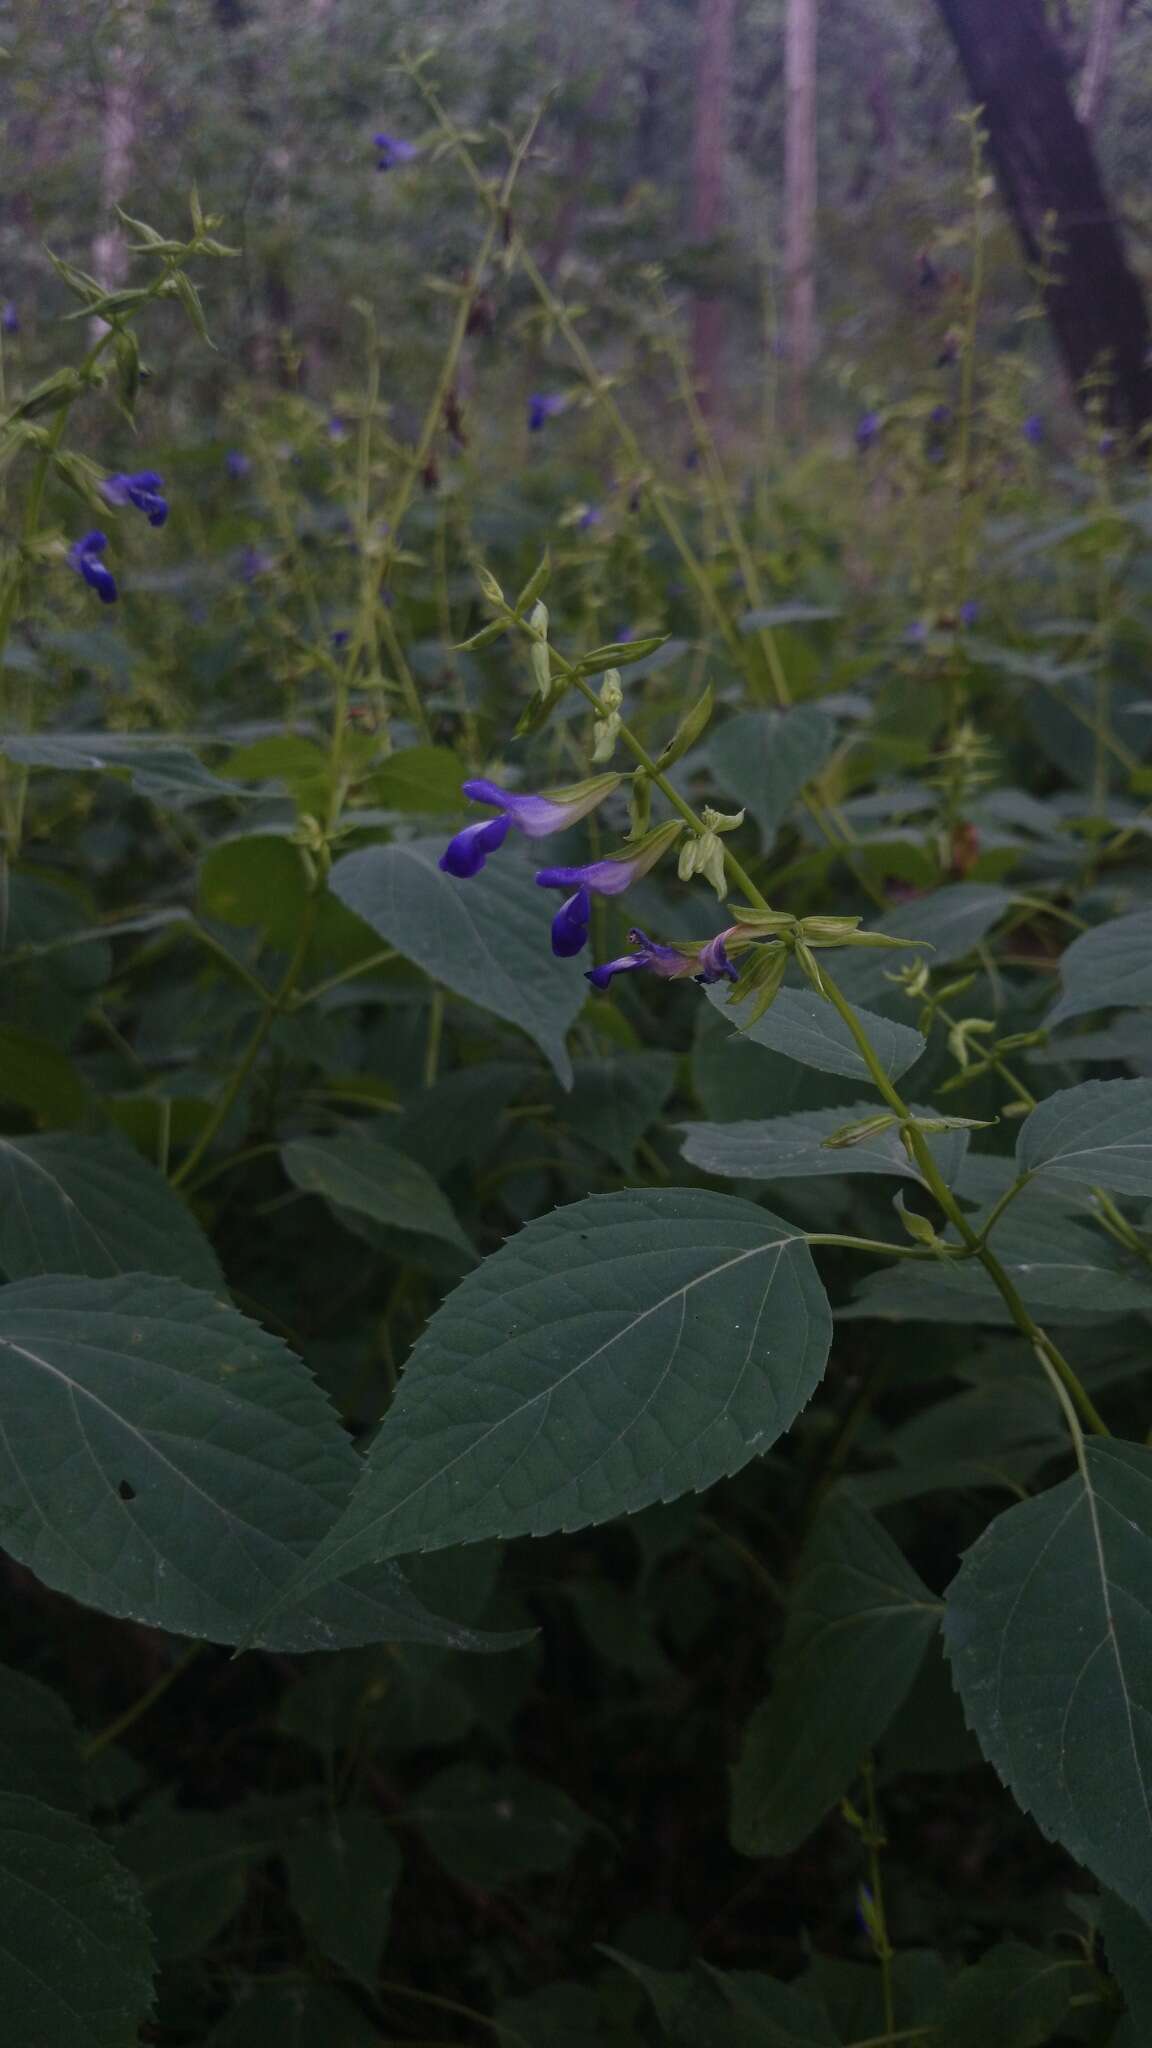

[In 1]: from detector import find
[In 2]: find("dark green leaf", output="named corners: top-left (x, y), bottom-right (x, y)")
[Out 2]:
top-left (205, 1982), bottom-right (384, 2047)
top-left (944, 1439), bottom-right (1152, 1920)
top-left (0, 1792), bottom-right (153, 2046)
top-left (1047, 909), bottom-right (1152, 1029)
top-left (936, 1942), bottom-right (1077, 2048)
top-left (411, 1764), bottom-right (589, 1885)
top-left (0, 1132), bottom-right (222, 1287)
top-left (367, 744), bottom-right (468, 812)
top-left (730, 1497), bottom-right (940, 1856)
top-left (1016, 1078), bottom-right (1152, 1197)
top-left (281, 1129), bottom-right (474, 1257)
top-left (0, 1666), bottom-right (86, 1813)
top-left (329, 838), bottom-right (584, 1084)
top-left (555, 1051), bottom-right (678, 1167)
top-left (1101, 1892), bottom-right (1152, 2032)
top-left (284, 1808), bottom-right (401, 1986)
top-left (680, 1100), bottom-right (967, 1187)
top-left (845, 1211), bottom-right (1152, 1323)
top-left (259, 1188), bottom-right (832, 1616)
top-left (706, 707), bottom-right (834, 843)
top-left (0, 732), bottom-right (242, 806)
top-left (706, 981), bottom-right (925, 1083)
top-left (0, 1272), bottom-right (527, 1653)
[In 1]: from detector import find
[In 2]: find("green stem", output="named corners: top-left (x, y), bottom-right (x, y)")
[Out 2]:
top-left (861, 1758), bottom-right (896, 2042)
top-left (81, 1643), bottom-right (205, 1760)
top-left (819, 965), bottom-right (1110, 1440)
top-left (171, 905), bottom-right (317, 1188)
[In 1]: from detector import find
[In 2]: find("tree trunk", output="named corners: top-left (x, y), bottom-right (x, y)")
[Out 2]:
top-left (92, 25), bottom-right (143, 298)
top-left (1077, 0), bottom-right (1124, 125)
top-left (936, 0), bottom-right (1152, 433)
top-left (690, 0), bottom-right (737, 415)
top-left (783, 0), bottom-right (817, 422)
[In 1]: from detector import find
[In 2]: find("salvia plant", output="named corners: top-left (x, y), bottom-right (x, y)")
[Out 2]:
top-left (1, 88), bottom-right (1152, 2048)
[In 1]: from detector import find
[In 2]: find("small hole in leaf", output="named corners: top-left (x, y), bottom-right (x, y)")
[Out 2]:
top-left (117, 1479), bottom-right (136, 1502)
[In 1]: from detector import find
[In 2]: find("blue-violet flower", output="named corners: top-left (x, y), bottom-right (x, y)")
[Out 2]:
top-left (438, 774), bottom-right (621, 880)
top-left (68, 531), bottom-right (117, 605)
top-left (528, 392), bottom-right (564, 432)
top-left (102, 469), bottom-right (168, 527)
top-left (374, 134), bottom-right (417, 171)
top-left (586, 926), bottom-right (738, 990)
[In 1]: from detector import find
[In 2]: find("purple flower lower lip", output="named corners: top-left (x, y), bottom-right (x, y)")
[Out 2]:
top-left (551, 887), bottom-right (591, 957)
top-left (68, 531), bottom-right (117, 605)
top-left (585, 926), bottom-right (737, 990)
top-left (438, 813), bottom-right (511, 878)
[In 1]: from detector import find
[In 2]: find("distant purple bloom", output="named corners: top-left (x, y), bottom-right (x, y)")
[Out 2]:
top-left (328, 415), bottom-right (347, 441)
top-left (614, 625), bottom-right (635, 643)
top-left (1, 302), bottom-right (19, 336)
top-left (551, 886), bottom-right (592, 958)
top-left (225, 450), bottom-right (250, 481)
top-left (239, 544), bottom-right (272, 583)
top-left (930, 404), bottom-right (951, 426)
top-left (528, 392), bottom-right (564, 433)
top-left (958, 599), bottom-right (980, 628)
top-left (576, 505), bottom-right (601, 532)
top-left (1023, 414), bottom-right (1044, 447)
top-left (374, 133), bottom-right (417, 171)
top-left (855, 411), bottom-right (880, 452)
top-left (102, 469), bottom-right (168, 527)
top-left (683, 447), bottom-right (700, 471)
top-left (1098, 432), bottom-right (1117, 457)
top-left (68, 530), bottom-right (117, 605)
top-left (332, 628), bottom-right (350, 649)
top-left (438, 776), bottom-right (617, 880)
top-left (905, 620), bottom-right (928, 644)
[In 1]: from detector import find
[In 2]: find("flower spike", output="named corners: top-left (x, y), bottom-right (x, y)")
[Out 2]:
top-left (68, 531), bottom-right (117, 605)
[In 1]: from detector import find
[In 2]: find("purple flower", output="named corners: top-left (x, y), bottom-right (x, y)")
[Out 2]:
top-left (1098, 432), bottom-right (1117, 457)
top-left (1, 302), bottom-right (19, 336)
top-left (328, 415), bottom-right (347, 441)
top-left (958, 599), bottom-right (980, 628)
top-left (225, 450), bottom-right (250, 480)
top-left (535, 820), bottom-right (684, 957)
top-left (1023, 414), bottom-right (1044, 446)
top-left (438, 774), bottom-right (620, 879)
top-left (585, 926), bottom-right (738, 991)
top-left (551, 886), bottom-right (592, 958)
top-left (238, 544), bottom-right (272, 583)
top-left (102, 469), bottom-right (168, 527)
top-left (438, 813), bottom-right (511, 878)
top-left (68, 531), bottom-right (117, 605)
top-left (332, 628), bottom-right (350, 650)
top-left (374, 133), bottom-right (417, 171)
top-left (528, 392), bottom-right (564, 432)
top-left (576, 505), bottom-right (601, 532)
top-left (929, 403), bottom-right (951, 426)
top-left (855, 411), bottom-right (880, 452)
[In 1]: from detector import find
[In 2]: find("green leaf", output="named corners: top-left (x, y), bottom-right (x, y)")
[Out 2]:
top-left (0, 1132), bottom-right (223, 1287)
top-left (944, 1438), bottom-right (1152, 1921)
top-left (0, 1025), bottom-right (89, 1124)
top-left (706, 707), bottom-right (834, 843)
top-left (680, 1100), bottom-right (967, 1187)
top-left (608, 1952), bottom-right (839, 2048)
top-left (845, 1211), bottom-right (1152, 1323)
top-left (0, 1666), bottom-right (86, 1813)
top-left (496, 1982), bottom-right (606, 2048)
top-left (936, 1942), bottom-right (1077, 2048)
top-left (834, 883), bottom-right (1014, 1003)
top-left (0, 731), bottom-right (242, 807)
top-left (205, 1982), bottom-right (384, 2047)
top-left (553, 1051), bottom-right (678, 1168)
top-left (258, 1188), bottom-right (832, 1618)
top-left (1047, 909), bottom-right (1152, 1029)
top-left (394, 1061), bottom-right (533, 1177)
top-left (0, 1272), bottom-right (527, 1653)
top-left (0, 1792), bottom-right (154, 2046)
top-left (115, 1803), bottom-right (280, 1961)
top-left (739, 604), bottom-right (841, 629)
top-left (1102, 1892), bottom-right (1152, 2032)
top-left (1016, 1078), bottom-right (1152, 1197)
top-left (706, 982), bottom-right (926, 1083)
top-left (411, 1764), bottom-right (589, 1885)
top-left (329, 838), bottom-right (584, 1084)
top-left (730, 1497), bottom-right (940, 1856)
top-left (281, 1129), bottom-right (474, 1257)
top-left (199, 833), bottom-right (311, 947)
top-left (284, 1808), bottom-right (401, 1986)
top-left (219, 735), bottom-right (332, 813)
top-left (367, 744), bottom-right (468, 812)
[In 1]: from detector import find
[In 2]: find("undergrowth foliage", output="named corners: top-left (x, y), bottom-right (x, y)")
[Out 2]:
top-left (1, 88), bottom-right (1152, 2048)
